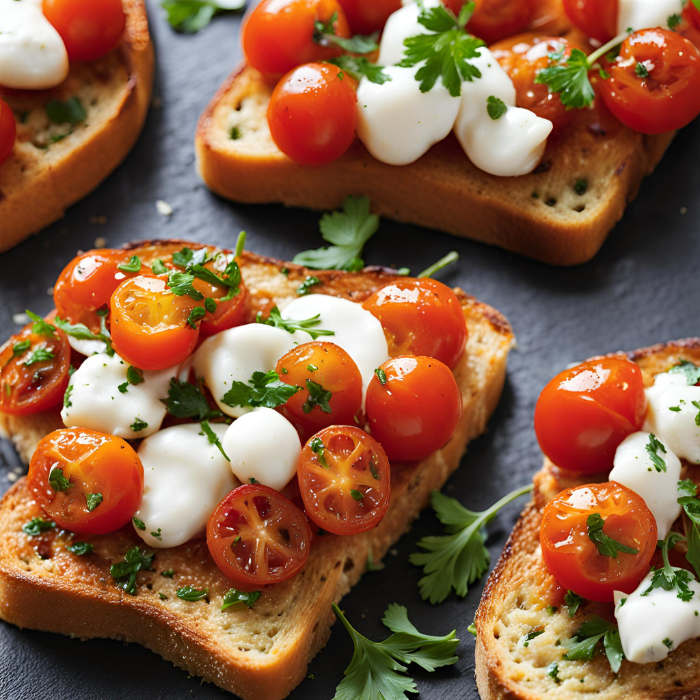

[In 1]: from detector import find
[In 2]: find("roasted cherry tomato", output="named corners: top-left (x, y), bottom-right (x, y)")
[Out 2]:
top-left (534, 357), bottom-right (645, 474)
top-left (28, 428), bottom-right (144, 535)
top-left (297, 425), bottom-right (390, 535)
top-left (268, 62), bottom-right (357, 166)
top-left (365, 356), bottom-right (461, 462)
top-left (491, 35), bottom-right (576, 130)
top-left (444, 0), bottom-right (535, 45)
top-left (0, 99), bottom-right (16, 167)
top-left (678, 3), bottom-right (700, 50)
top-left (362, 278), bottom-right (467, 369)
top-left (43, 0), bottom-right (126, 62)
top-left (54, 249), bottom-right (149, 333)
top-left (242, 0), bottom-right (350, 76)
top-left (275, 342), bottom-right (363, 441)
top-left (561, 0), bottom-right (617, 43)
top-left (0, 321), bottom-right (70, 416)
top-left (110, 275), bottom-right (199, 371)
top-left (207, 484), bottom-right (311, 588)
top-left (540, 482), bottom-right (657, 602)
top-left (599, 29), bottom-right (700, 135)
top-left (337, 0), bottom-right (401, 35)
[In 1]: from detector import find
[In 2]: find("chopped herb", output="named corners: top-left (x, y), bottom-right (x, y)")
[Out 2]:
top-left (327, 55), bottom-right (391, 84)
top-left (256, 306), bottom-right (334, 340)
top-left (67, 542), bottom-right (93, 556)
top-left (221, 370), bottom-right (300, 410)
top-left (86, 492), bottom-right (103, 512)
top-left (310, 437), bottom-right (329, 468)
top-left (643, 531), bottom-right (696, 602)
top-left (161, 569), bottom-right (175, 578)
top-left (668, 359), bottom-right (700, 385)
top-left (162, 378), bottom-right (222, 421)
top-left (417, 251), bottom-right (459, 278)
top-left (54, 315), bottom-right (113, 354)
top-left (151, 259), bottom-right (168, 275)
top-left (635, 62), bottom-right (649, 78)
top-left (350, 489), bottom-right (365, 501)
top-left (375, 368), bottom-right (388, 385)
top-left (172, 247), bottom-right (211, 268)
top-left (546, 605), bottom-right (558, 615)
top-left (46, 96), bottom-right (86, 125)
top-left (130, 417), bottom-right (148, 432)
top-left (205, 297), bottom-right (217, 313)
top-left (63, 385), bottom-right (74, 408)
top-left (663, 637), bottom-right (674, 649)
top-left (486, 95), bottom-right (507, 120)
top-left (177, 585), bottom-right (208, 601)
top-left (668, 14), bottom-right (683, 29)
top-left (249, 477), bottom-right (258, 484)
top-left (201, 420), bottom-right (229, 461)
top-left (166, 270), bottom-right (204, 301)
top-left (127, 365), bottom-right (145, 385)
top-left (313, 12), bottom-right (378, 54)
top-left (574, 179), bottom-right (588, 195)
top-left (22, 517), bottom-right (56, 536)
top-left (49, 467), bottom-right (71, 492)
top-left (303, 379), bottom-right (332, 414)
top-left (468, 623), bottom-right (477, 637)
top-left (23, 346), bottom-right (55, 366)
top-left (297, 276), bottom-right (322, 296)
top-left (12, 340), bottom-right (30, 357)
top-left (151, 528), bottom-right (162, 540)
top-left (159, 592), bottom-right (168, 600)
top-left (522, 629), bottom-right (544, 646)
top-left (117, 255), bottom-right (142, 273)
top-left (547, 662), bottom-right (561, 683)
top-left (587, 512), bottom-right (639, 558)
top-left (187, 306), bottom-right (207, 329)
top-left (307, 364), bottom-right (318, 372)
top-left (133, 517), bottom-right (146, 531)
top-left (25, 310), bottom-right (56, 337)
top-left (565, 590), bottom-right (586, 617)
top-left (230, 126), bottom-right (241, 140)
top-left (563, 616), bottom-right (624, 673)
top-left (118, 382), bottom-right (129, 394)
top-left (110, 546), bottom-right (154, 596)
top-left (221, 588), bottom-right (261, 610)
top-left (646, 434), bottom-right (667, 472)
top-left (161, 0), bottom-right (245, 33)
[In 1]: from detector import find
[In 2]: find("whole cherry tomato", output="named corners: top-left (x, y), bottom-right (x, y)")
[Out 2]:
top-left (444, 0), bottom-right (536, 45)
top-left (28, 428), bottom-right (144, 535)
top-left (336, 0), bottom-right (401, 35)
top-left (534, 357), bottom-right (645, 474)
top-left (268, 62), bottom-right (357, 166)
top-left (43, 0), bottom-right (126, 62)
top-left (297, 425), bottom-right (391, 535)
top-left (540, 482), bottom-right (657, 602)
top-left (276, 341), bottom-right (363, 441)
top-left (242, 0), bottom-right (350, 76)
top-left (0, 99), bottom-right (16, 167)
top-left (207, 484), bottom-right (312, 588)
top-left (562, 0), bottom-right (617, 43)
top-left (54, 249), bottom-right (149, 333)
top-left (0, 319), bottom-right (70, 416)
top-left (491, 35), bottom-right (577, 130)
top-left (599, 29), bottom-right (700, 135)
top-left (678, 2), bottom-right (700, 49)
top-left (362, 278), bottom-right (467, 369)
top-left (366, 356), bottom-right (462, 462)
top-left (110, 275), bottom-right (199, 370)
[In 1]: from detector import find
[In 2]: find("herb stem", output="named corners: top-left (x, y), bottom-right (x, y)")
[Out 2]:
top-left (587, 30), bottom-right (630, 67)
top-left (417, 251), bottom-right (459, 279)
top-left (235, 230), bottom-right (246, 259)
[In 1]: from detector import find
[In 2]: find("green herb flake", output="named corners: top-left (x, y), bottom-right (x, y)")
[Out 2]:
top-left (46, 96), bottom-right (86, 125)
top-left (587, 512), bottom-right (639, 558)
top-left (117, 255), bottom-right (142, 273)
top-left (67, 542), bottom-right (94, 556)
top-left (177, 585), bottom-right (208, 601)
top-left (22, 517), bottom-right (56, 537)
top-left (86, 492), bottom-right (103, 512)
top-left (221, 588), bottom-right (261, 610)
top-left (110, 546), bottom-right (154, 596)
top-left (49, 467), bottom-right (71, 493)
top-left (130, 417), bottom-right (148, 432)
top-left (486, 95), bottom-right (507, 120)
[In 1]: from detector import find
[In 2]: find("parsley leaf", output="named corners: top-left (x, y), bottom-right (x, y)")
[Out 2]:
top-left (398, 3), bottom-right (485, 97)
top-left (177, 585), bottom-right (208, 601)
top-left (161, 0), bottom-right (244, 33)
top-left (200, 420), bottom-right (229, 461)
top-left (127, 366), bottom-right (145, 385)
top-left (110, 546), bottom-right (154, 596)
top-left (46, 96), bottom-right (86, 125)
top-left (187, 306), bottom-right (207, 329)
top-left (327, 55), bottom-right (391, 84)
top-left (12, 340), bottom-right (30, 357)
top-left (303, 379), bottom-right (332, 414)
top-left (54, 315), bottom-right (112, 353)
top-left (172, 246), bottom-right (211, 268)
top-left (565, 590), bottom-right (586, 617)
top-left (669, 359), bottom-right (700, 385)
top-left (221, 588), bottom-right (261, 611)
top-left (332, 603), bottom-right (458, 700)
top-left (67, 542), bottom-right (93, 556)
top-left (86, 492), bottom-right (103, 512)
top-left (643, 531), bottom-right (696, 602)
top-left (297, 276), bottom-right (322, 296)
top-left (587, 512), bottom-right (639, 557)
top-left (162, 378), bottom-right (222, 420)
top-left (256, 306), bottom-right (335, 340)
top-left (63, 385), bottom-right (74, 408)
top-left (314, 13), bottom-right (378, 54)
top-left (130, 418), bottom-right (148, 432)
top-left (563, 616), bottom-right (624, 673)
top-left (48, 467), bottom-right (71, 492)
top-left (133, 517), bottom-right (146, 531)
top-left (646, 433), bottom-right (667, 472)
top-left (375, 368), bottom-right (388, 385)
top-left (309, 436), bottom-right (329, 468)
top-left (117, 255), bottom-right (142, 273)
top-left (410, 484), bottom-right (532, 603)
top-left (166, 270), bottom-right (204, 301)
top-left (293, 196), bottom-right (379, 271)
top-left (23, 346), bottom-right (55, 366)
top-left (486, 95), bottom-right (507, 120)
top-left (668, 13), bottom-right (683, 29)
top-left (22, 517), bottom-right (55, 536)
top-left (677, 479), bottom-right (700, 526)
top-left (25, 310), bottom-right (56, 337)
top-left (221, 370), bottom-right (300, 410)
top-left (151, 259), bottom-right (168, 275)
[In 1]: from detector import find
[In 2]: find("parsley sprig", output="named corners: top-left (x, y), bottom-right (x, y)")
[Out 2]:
top-left (54, 314), bottom-right (113, 355)
top-left (221, 588), bottom-right (261, 611)
top-left (303, 379), bottom-right (332, 414)
top-left (162, 378), bottom-right (222, 421)
top-left (314, 12), bottom-right (379, 55)
top-left (643, 531), bottom-right (696, 602)
top-left (221, 370), bottom-right (300, 410)
top-left (110, 546), bottom-right (154, 596)
top-left (410, 484), bottom-right (532, 604)
top-left (161, 0), bottom-right (244, 34)
top-left (201, 420), bottom-right (229, 461)
top-left (646, 434), bottom-right (667, 472)
top-left (256, 306), bottom-right (335, 341)
top-left (328, 55), bottom-right (391, 84)
top-left (332, 603), bottom-right (458, 700)
top-left (587, 513), bottom-right (639, 558)
top-left (398, 3), bottom-right (485, 97)
top-left (563, 616), bottom-right (624, 673)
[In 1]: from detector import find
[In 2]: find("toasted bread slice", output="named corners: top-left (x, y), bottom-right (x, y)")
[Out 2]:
top-left (475, 339), bottom-right (700, 700)
top-left (0, 246), bottom-right (514, 700)
top-left (0, 0), bottom-right (154, 253)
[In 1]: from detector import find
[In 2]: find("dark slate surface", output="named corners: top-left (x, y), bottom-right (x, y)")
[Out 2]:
top-left (1, 2), bottom-right (699, 698)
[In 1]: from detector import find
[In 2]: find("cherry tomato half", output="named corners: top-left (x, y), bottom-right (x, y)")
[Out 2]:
top-left (600, 29), bottom-right (700, 135)
top-left (43, 0), bottom-right (126, 62)
top-left (562, 0), bottom-right (617, 43)
top-left (0, 99), bottom-right (16, 167)
top-left (110, 275), bottom-right (199, 371)
top-left (366, 356), bottom-right (462, 462)
top-left (362, 278), bottom-right (467, 369)
top-left (28, 428), bottom-right (144, 535)
top-left (268, 62), bottom-right (357, 166)
top-left (534, 357), bottom-right (645, 474)
top-left (242, 0), bottom-right (350, 76)
top-left (337, 0), bottom-right (401, 35)
top-left (297, 425), bottom-right (390, 535)
top-left (540, 482), bottom-right (657, 602)
top-left (0, 321), bottom-right (70, 416)
top-left (491, 35), bottom-right (576, 130)
top-left (207, 484), bottom-right (312, 588)
top-left (444, 0), bottom-right (535, 45)
top-left (276, 342), bottom-right (363, 441)
top-left (54, 249), bottom-right (149, 333)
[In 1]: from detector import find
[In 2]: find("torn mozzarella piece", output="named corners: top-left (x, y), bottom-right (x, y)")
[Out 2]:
top-left (223, 408), bottom-right (300, 491)
top-left (615, 573), bottom-right (700, 663)
top-left (617, 0), bottom-right (680, 33)
top-left (61, 353), bottom-right (180, 439)
top-left (453, 48), bottom-right (553, 177)
top-left (0, 0), bottom-right (69, 90)
top-left (133, 424), bottom-right (239, 548)
top-left (610, 431), bottom-right (682, 539)
top-left (377, 0), bottom-right (441, 67)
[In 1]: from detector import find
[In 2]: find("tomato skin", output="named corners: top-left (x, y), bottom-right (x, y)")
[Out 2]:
top-left (110, 275), bottom-right (199, 371)
top-left (540, 482), bottom-right (657, 602)
top-left (0, 322), bottom-right (71, 416)
top-left (275, 342), bottom-right (363, 441)
top-left (444, 0), bottom-right (535, 45)
top-left (600, 29), bottom-right (700, 135)
top-left (297, 425), bottom-right (391, 535)
top-left (491, 35), bottom-right (576, 130)
top-left (0, 99), bottom-right (16, 167)
top-left (268, 62), bottom-right (357, 166)
top-left (679, 3), bottom-right (700, 49)
top-left (42, 0), bottom-right (126, 62)
top-left (336, 0), bottom-right (401, 34)
top-left (534, 357), bottom-right (645, 474)
top-left (27, 428), bottom-right (144, 535)
top-left (562, 0), bottom-right (617, 43)
top-left (242, 0), bottom-right (350, 76)
top-left (362, 278), bottom-right (467, 369)
top-left (366, 356), bottom-right (462, 462)
top-left (207, 484), bottom-right (311, 588)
